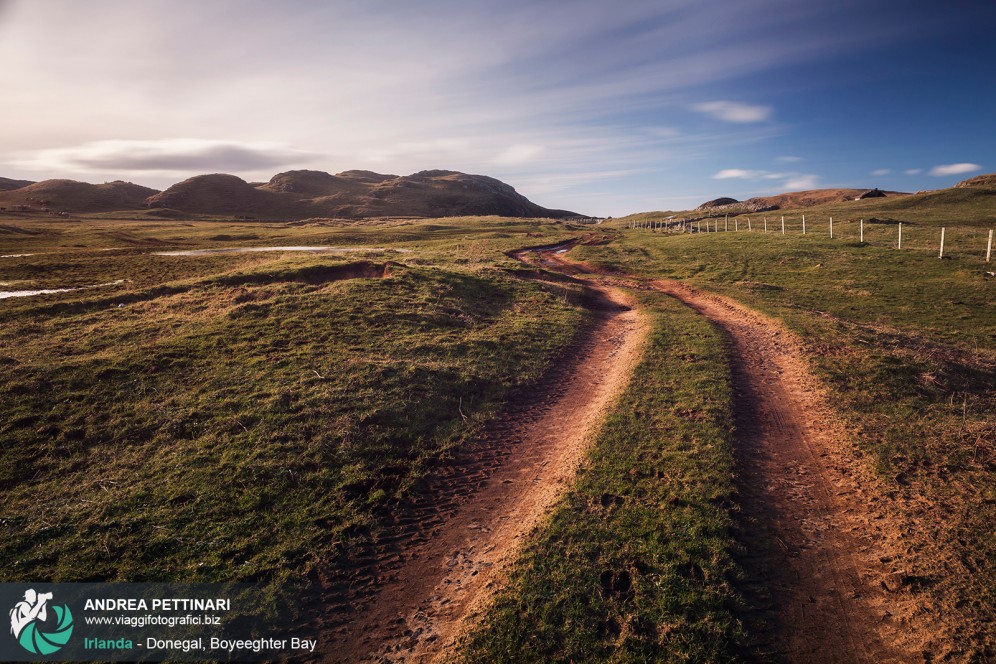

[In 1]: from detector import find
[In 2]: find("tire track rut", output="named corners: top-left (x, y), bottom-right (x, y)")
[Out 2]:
top-left (531, 246), bottom-right (924, 662)
top-left (323, 269), bottom-right (648, 662)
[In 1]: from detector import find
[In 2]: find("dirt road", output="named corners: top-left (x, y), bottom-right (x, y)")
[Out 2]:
top-left (653, 279), bottom-right (917, 663)
top-left (327, 276), bottom-right (647, 662)
top-left (529, 246), bottom-right (923, 662)
top-left (328, 241), bottom-right (927, 662)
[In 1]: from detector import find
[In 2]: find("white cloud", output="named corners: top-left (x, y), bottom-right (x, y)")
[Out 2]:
top-left (493, 144), bottom-right (545, 165)
top-left (929, 163), bottom-right (981, 176)
top-left (517, 169), bottom-right (643, 195)
top-left (711, 168), bottom-right (820, 193)
top-left (693, 101), bottom-right (773, 123)
top-left (776, 155), bottom-right (802, 163)
top-left (784, 175), bottom-right (820, 190)
top-left (713, 168), bottom-right (763, 179)
top-left (904, 168), bottom-right (923, 175)
top-left (12, 139), bottom-right (314, 176)
top-left (871, 168), bottom-right (891, 176)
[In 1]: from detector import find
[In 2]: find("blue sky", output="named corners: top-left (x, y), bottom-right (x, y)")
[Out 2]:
top-left (2, 0), bottom-right (994, 215)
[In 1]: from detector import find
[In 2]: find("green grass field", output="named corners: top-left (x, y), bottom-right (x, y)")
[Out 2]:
top-left (0, 217), bottom-right (589, 585)
top-left (1, 202), bottom-right (993, 658)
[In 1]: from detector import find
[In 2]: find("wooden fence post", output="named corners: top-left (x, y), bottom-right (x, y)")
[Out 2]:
top-left (939, 227), bottom-right (945, 258)
top-left (781, 216), bottom-right (785, 235)
top-left (860, 219), bottom-right (864, 243)
top-left (898, 222), bottom-right (903, 249)
top-left (830, 217), bottom-right (833, 239)
top-left (764, 217), bottom-right (768, 233)
top-left (987, 229), bottom-right (993, 263)
top-left (802, 214), bottom-right (806, 234)
top-left (735, 217), bottom-right (739, 231)
top-left (748, 217), bottom-right (752, 231)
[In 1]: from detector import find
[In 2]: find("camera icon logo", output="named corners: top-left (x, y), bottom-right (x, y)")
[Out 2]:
top-left (9, 589), bottom-right (74, 655)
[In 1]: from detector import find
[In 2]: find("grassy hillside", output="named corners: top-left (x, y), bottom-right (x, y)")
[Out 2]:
top-left (616, 181), bottom-right (996, 229)
top-left (0, 218), bottom-right (588, 584)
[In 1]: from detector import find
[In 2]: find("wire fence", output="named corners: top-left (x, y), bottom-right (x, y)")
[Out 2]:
top-left (627, 214), bottom-right (994, 264)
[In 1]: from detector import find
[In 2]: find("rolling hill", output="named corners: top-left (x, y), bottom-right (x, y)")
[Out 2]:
top-left (696, 188), bottom-right (911, 212)
top-left (0, 179), bottom-right (159, 212)
top-left (619, 174), bottom-right (996, 228)
top-left (0, 169), bottom-right (577, 219)
top-left (0, 177), bottom-right (34, 192)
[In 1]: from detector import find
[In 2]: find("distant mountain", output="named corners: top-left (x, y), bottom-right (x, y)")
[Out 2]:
top-left (0, 179), bottom-right (159, 211)
top-left (0, 169), bottom-right (574, 219)
top-left (147, 169), bottom-right (577, 219)
top-left (0, 177), bottom-right (34, 192)
top-left (695, 188), bottom-right (910, 212)
top-left (144, 174), bottom-right (279, 215)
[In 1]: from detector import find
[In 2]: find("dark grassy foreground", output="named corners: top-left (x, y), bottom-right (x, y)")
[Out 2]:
top-left (0, 217), bottom-right (587, 585)
top-left (575, 229), bottom-right (996, 655)
top-left (460, 291), bottom-right (744, 663)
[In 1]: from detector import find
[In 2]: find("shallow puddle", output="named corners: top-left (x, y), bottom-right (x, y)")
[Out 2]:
top-left (0, 279), bottom-right (124, 300)
top-left (153, 246), bottom-right (405, 256)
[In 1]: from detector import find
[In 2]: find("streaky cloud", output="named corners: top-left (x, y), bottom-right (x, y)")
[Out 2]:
top-left (693, 101), bottom-right (772, 123)
top-left (14, 139), bottom-right (315, 174)
top-left (929, 163), bottom-right (981, 177)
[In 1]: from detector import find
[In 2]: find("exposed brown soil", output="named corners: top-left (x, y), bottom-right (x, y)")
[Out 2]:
top-left (531, 248), bottom-right (935, 663)
top-left (320, 275), bottom-right (648, 662)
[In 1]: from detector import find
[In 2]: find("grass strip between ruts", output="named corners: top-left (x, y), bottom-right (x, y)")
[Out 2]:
top-left (459, 290), bottom-right (745, 663)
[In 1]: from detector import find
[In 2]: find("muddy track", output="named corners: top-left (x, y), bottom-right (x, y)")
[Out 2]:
top-left (322, 271), bottom-right (647, 662)
top-left (532, 249), bottom-right (927, 662)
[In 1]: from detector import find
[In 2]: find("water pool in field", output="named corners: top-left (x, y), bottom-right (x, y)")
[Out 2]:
top-left (0, 280), bottom-right (124, 300)
top-left (153, 246), bottom-right (408, 256)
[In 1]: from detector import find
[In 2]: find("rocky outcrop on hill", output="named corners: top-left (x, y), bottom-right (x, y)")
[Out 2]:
top-left (955, 174), bottom-right (996, 188)
top-left (696, 196), bottom-right (779, 213)
top-left (697, 197), bottom-right (739, 209)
